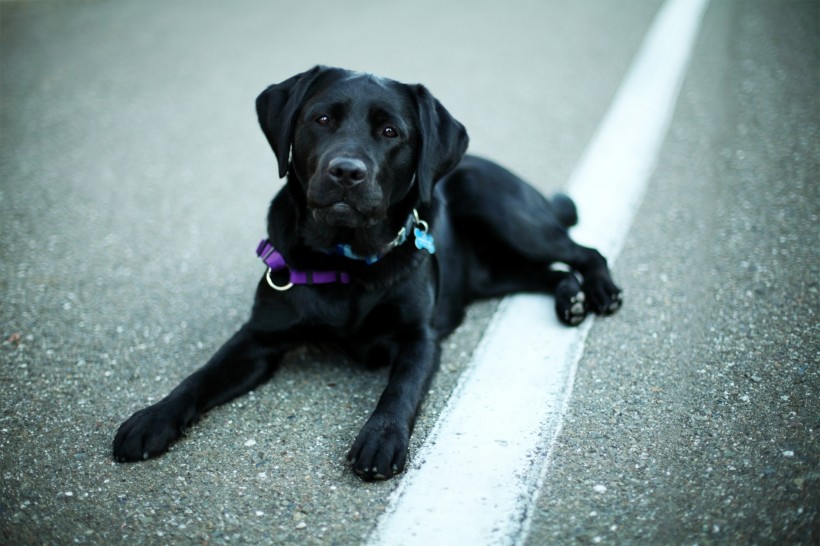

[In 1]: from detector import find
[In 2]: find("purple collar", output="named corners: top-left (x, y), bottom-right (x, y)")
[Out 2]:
top-left (256, 209), bottom-right (435, 291)
top-left (256, 240), bottom-right (350, 291)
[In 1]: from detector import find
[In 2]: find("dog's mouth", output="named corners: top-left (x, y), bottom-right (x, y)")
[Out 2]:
top-left (312, 202), bottom-right (374, 228)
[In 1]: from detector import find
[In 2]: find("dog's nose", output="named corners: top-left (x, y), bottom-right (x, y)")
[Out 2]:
top-left (328, 157), bottom-right (367, 187)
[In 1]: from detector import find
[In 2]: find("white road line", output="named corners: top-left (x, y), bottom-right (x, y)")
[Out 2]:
top-left (366, 1), bottom-right (710, 545)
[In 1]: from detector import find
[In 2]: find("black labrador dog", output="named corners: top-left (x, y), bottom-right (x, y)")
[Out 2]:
top-left (113, 66), bottom-right (622, 480)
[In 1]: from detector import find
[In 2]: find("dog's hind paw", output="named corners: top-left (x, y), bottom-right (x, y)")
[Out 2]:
top-left (604, 291), bottom-right (623, 314)
top-left (555, 275), bottom-right (588, 326)
top-left (557, 291), bottom-right (587, 326)
top-left (584, 274), bottom-right (623, 316)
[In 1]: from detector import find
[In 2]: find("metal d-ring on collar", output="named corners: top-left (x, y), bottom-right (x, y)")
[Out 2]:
top-left (257, 241), bottom-right (295, 291)
top-left (265, 267), bottom-right (293, 291)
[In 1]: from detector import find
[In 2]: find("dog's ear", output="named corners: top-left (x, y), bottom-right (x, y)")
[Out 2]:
top-left (413, 85), bottom-right (469, 204)
top-left (256, 66), bottom-right (329, 179)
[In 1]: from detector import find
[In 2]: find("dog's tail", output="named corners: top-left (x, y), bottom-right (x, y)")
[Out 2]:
top-left (551, 193), bottom-right (578, 229)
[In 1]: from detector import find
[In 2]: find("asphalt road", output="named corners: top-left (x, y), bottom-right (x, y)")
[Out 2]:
top-left (1, 1), bottom-right (817, 545)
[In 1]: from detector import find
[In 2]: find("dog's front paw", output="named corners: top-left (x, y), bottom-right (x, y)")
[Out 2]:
top-left (347, 415), bottom-right (409, 481)
top-left (584, 273), bottom-right (623, 315)
top-left (112, 400), bottom-right (193, 462)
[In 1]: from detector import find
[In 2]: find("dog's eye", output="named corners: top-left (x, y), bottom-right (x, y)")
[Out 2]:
top-left (382, 126), bottom-right (398, 138)
top-left (316, 115), bottom-right (330, 126)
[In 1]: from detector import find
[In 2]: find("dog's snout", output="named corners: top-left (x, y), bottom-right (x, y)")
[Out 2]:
top-left (328, 157), bottom-right (368, 187)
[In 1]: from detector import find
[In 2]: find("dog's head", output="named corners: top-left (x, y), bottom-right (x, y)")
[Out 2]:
top-left (256, 66), bottom-right (468, 253)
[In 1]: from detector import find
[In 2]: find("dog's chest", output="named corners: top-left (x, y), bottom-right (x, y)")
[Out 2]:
top-left (291, 286), bottom-right (400, 336)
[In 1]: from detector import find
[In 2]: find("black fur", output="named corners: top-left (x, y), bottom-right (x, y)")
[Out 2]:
top-left (113, 66), bottom-right (622, 480)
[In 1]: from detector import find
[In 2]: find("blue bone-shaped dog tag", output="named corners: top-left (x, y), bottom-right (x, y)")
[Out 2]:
top-left (414, 227), bottom-right (436, 254)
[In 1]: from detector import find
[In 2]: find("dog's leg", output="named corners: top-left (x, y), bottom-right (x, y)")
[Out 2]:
top-left (347, 327), bottom-right (439, 480)
top-left (502, 236), bottom-right (622, 316)
top-left (478, 212), bottom-right (621, 317)
top-left (466, 259), bottom-right (588, 326)
top-left (463, 214), bottom-right (621, 317)
top-left (113, 325), bottom-right (289, 462)
top-left (444, 163), bottom-right (622, 319)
